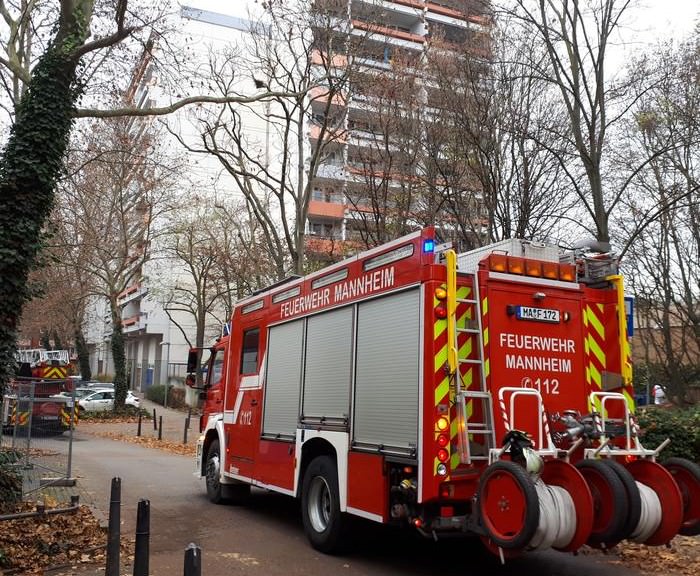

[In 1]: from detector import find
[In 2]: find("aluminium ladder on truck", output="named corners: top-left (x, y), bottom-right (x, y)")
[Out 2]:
top-left (444, 250), bottom-right (495, 464)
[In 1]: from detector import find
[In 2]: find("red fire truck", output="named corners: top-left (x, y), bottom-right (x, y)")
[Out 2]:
top-left (1, 349), bottom-right (77, 434)
top-left (189, 228), bottom-right (699, 557)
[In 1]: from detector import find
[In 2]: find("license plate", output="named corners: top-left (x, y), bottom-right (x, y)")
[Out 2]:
top-left (516, 306), bottom-right (560, 323)
top-left (41, 416), bottom-right (59, 420)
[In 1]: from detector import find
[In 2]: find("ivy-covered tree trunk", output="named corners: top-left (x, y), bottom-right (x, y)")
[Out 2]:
top-left (110, 299), bottom-right (127, 410)
top-left (75, 329), bottom-right (92, 381)
top-left (0, 36), bottom-right (84, 393)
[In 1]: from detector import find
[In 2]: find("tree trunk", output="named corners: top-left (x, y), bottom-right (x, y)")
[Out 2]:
top-left (74, 329), bottom-right (92, 381)
top-left (109, 296), bottom-right (127, 409)
top-left (0, 5), bottom-right (91, 394)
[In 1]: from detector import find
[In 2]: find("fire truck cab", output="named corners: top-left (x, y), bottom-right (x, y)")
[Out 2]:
top-left (191, 228), bottom-right (699, 556)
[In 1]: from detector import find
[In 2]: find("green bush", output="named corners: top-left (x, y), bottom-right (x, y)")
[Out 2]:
top-left (637, 405), bottom-right (700, 462)
top-left (0, 449), bottom-right (22, 513)
top-left (79, 405), bottom-right (150, 420)
top-left (145, 384), bottom-right (186, 409)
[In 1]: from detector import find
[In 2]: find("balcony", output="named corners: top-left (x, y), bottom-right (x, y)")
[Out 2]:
top-left (309, 200), bottom-right (346, 219)
top-left (117, 283), bottom-right (148, 306)
top-left (315, 162), bottom-right (346, 181)
top-left (122, 313), bottom-right (147, 334)
top-left (352, 19), bottom-right (426, 44)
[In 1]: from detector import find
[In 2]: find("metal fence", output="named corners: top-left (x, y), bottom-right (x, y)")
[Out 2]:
top-left (1, 379), bottom-right (77, 498)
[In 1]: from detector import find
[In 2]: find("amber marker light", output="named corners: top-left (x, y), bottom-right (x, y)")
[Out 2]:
top-left (437, 417), bottom-right (449, 431)
top-left (559, 263), bottom-right (576, 281)
top-left (542, 262), bottom-right (559, 279)
top-left (525, 259), bottom-right (542, 277)
top-left (488, 253), bottom-right (507, 272)
top-left (507, 256), bottom-right (525, 275)
top-left (435, 287), bottom-right (447, 300)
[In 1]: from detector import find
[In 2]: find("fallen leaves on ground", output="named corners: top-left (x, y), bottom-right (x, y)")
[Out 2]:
top-left (88, 430), bottom-right (195, 456)
top-left (0, 503), bottom-right (108, 574)
top-left (583, 536), bottom-right (700, 576)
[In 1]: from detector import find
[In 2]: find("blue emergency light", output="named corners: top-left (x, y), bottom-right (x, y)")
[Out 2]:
top-left (423, 238), bottom-right (435, 253)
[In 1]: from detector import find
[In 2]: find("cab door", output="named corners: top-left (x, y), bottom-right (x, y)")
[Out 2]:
top-left (226, 328), bottom-right (263, 478)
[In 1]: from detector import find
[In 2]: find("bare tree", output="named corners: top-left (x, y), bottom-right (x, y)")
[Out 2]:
top-left (620, 34), bottom-right (700, 403)
top-left (172, 0), bottom-right (360, 278)
top-left (57, 117), bottom-right (178, 407)
top-left (506, 0), bottom-right (648, 243)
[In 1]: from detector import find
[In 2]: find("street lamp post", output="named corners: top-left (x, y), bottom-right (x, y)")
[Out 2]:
top-left (160, 341), bottom-right (170, 408)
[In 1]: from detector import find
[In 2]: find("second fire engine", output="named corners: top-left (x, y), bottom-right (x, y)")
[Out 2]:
top-left (189, 228), bottom-right (699, 557)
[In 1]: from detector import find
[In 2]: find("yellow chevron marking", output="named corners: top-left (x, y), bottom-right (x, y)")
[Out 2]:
top-left (589, 363), bottom-right (602, 388)
top-left (587, 334), bottom-right (606, 367)
top-left (483, 327), bottom-right (489, 347)
top-left (457, 309), bottom-right (471, 330)
top-left (463, 368), bottom-right (473, 389)
top-left (623, 389), bottom-right (635, 414)
top-left (586, 307), bottom-right (605, 339)
top-left (458, 338), bottom-right (472, 359)
top-left (484, 358), bottom-right (490, 378)
top-left (435, 345), bottom-right (447, 373)
top-left (435, 377), bottom-right (449, 405)
top-left (457, 286), bottom-right (470, 299)
top-left (482, 297), bottom-right (488, 316)
top-left (434, 317), bottom-right (447, 340)
top-left (585, 365), bottom-right (591, 385)
top-left (597, 303), bottom-right (604, 312)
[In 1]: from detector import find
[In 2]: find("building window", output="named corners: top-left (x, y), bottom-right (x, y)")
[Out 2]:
top-left (240, 329), bottom-right (260, 374)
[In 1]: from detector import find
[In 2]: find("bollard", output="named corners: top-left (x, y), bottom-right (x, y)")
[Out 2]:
top-left (153, 408), bottom-right (157, 430)
top-left (183, 418), bottom-right (188, 444)
top-left (158, 416), bottom-right (163, 441)
top-left (105, 477), bottom-right (121, 576)
top-left (137, 412), bottom-right (142, 437)
top-left (133, 499), bottom-right (150, 576)
top-left (186, 407), bottom-right (192, 430)
top-left (183, 543), bottom-right (202, 576)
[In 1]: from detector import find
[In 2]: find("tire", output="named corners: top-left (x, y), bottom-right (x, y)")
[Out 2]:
top-left (205, 439), bottom-right (226, 504)
top-left (477, 460), bottom-right (540, 550)
top-left (301, 455), bottom-right (346, 554)
top-left (663, 457), bottom-right (700, 536)
top-left (601, 459), bottom-right (642, 541)
top-left (575, 459), bottom-right (628, 546)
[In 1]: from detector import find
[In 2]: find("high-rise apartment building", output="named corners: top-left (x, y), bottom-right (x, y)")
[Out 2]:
top-left (305, 0), bottom-right (490, 260)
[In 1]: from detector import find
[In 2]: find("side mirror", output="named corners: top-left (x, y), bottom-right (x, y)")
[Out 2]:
top-left (185, 374), bottom-right (196, 388)
top-left (186, 348), bottom-right (201, 373)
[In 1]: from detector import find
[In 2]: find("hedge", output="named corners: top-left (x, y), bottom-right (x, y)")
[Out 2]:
top-left (637, 405), bottom-right (700, 463)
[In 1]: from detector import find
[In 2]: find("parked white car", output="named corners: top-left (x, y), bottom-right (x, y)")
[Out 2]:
top-left (78, 389), bottom-right (140, 412)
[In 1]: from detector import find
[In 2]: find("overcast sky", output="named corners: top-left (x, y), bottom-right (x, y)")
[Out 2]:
top-left (182, 0), bottom-right (699, 45)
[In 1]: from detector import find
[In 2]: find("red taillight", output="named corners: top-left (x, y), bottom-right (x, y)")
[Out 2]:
top-left (437, 448), bottom-right (449, 462)
top-left (440, 506), bottom-right (454, 517)
top-left (435, 305), bottom-right (447, 319)
top-left (437, 434), bottom-right (449, 447)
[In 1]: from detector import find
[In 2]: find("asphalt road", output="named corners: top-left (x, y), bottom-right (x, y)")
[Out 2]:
top-left (62, 430), bottom-right (642, 576)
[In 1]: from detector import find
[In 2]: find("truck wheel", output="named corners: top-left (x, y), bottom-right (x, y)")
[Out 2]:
top-left (205, 439), bottom-right (226, 504)
top-left (601, 459), bottom-right (642, 541)
top-left (663, 457), bottom-right (700, 536)
top-left (477, 460), bottom-right (540, 550)
top-left (575, 459), bottom-right (628, 546)
top-left (301, 455), bottom-right (345, 554)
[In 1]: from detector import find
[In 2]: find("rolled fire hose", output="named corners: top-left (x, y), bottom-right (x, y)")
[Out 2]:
top-left (529, 479), bottom-right (577, 550)
top-left (630, 481), bottom-right (662, 543)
